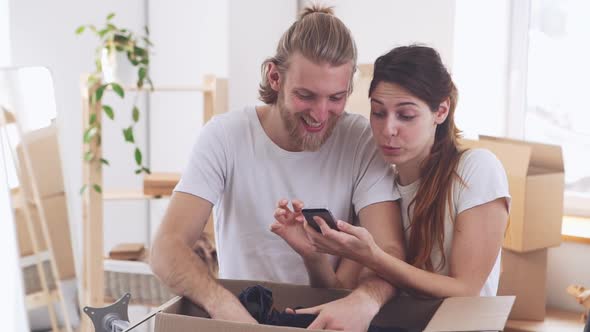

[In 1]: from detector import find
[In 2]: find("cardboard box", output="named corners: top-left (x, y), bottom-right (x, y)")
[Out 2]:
top-left (143, 172), bottom-right (181, 196)
top-left (460, 136), bottom-right (564, 252)
top-left (16, 124), bottom-right (64, 199)
top-left (13, 192), bottom-right (76, 280)
top-left (109, 243), bottom-right (146, 261)
top-left (346, 64), bottom-right (373, 119)
top-left (498, 248), bottom-right (548, 320)
top-left (131, 279), bottom-right (514, 332)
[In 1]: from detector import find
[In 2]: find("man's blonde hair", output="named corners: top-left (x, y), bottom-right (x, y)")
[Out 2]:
top-left (258, 5), bottom-right (357, 104)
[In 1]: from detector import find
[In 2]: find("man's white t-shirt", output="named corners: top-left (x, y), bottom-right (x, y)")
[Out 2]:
top-left (397, 148), bottom-right (510, 296)
top-left (175, 107), bottom-right (400, 285)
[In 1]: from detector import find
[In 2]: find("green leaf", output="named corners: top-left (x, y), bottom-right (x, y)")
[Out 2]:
top-left (107, 23), bottom-right (117, 31)
top-left (133, 46), bottom-right (146, 57)
top-left (95, 58), bottom-right (102, 72)
top-left (127, 52), bottom-right (139, 65)
top-left (89, 25), bottom-right (97, 33)
top-left (75, 26), bottom-right (85, 35)
top-left (113, 34), bottom-right (129, 45)
top-left (98, 28), bottom-right (109, 38)
top-left (132, 106), bottom-right (139, 122)
top-left (89, 113), bottom-right (97, 125)
top-left (122, 127), bottom-right (135, 143)
top-left (142, 37), bottom-right (154, 47)
top-left (83, 126), bottom-right (97, 143)
top-left (134, 147), bottom-right (142, 165)
top-left (138, 67), bottom-right (146, 82)
top-left (95, 84), bottom-right (107, 102)
top-left (100, 158), bottom-right (110, 166)
top-left (93, 184), bottom-right (102, 194)
top-left (134, 169), bottom-right (142, 174)
top-left (102, 105), bottom-right (114, 120)
top-left (106, 13), bottom-right (115, 21)
top-left (111, 83), bottom-right (125, 98)
top-left (80, 184), bottom-right (87, 195)
top-left (142, 167), bottom-right (151, 175)
top-left (84, 151), bottom-right (94, 161)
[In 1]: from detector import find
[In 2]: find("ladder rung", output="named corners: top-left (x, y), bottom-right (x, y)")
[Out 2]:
top-left (25, 290), bottom-right (59, 309)
top-left (20, 250), bottom-right (52, 268)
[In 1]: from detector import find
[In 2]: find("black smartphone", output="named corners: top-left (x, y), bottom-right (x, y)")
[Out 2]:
top-left (301, 208), bottom-right (339, 233)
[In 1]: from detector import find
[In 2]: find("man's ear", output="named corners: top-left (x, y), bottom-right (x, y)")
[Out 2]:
top-left (268, 63), bottom-right (281, 92)
top-left (434, 98), bottom-right (450, 124)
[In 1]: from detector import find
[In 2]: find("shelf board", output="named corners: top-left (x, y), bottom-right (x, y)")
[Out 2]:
top-left (103, 258), bottom-right (153, 275)
top-left (20, 250), bottom-right (51, 268)
top-left (103, 189), bottom-right (170, 201)
top-left (105, 85), bottom-right (211, 92)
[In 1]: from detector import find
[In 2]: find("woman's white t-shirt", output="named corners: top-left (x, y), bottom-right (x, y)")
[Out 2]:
top-left (397, 148), bottom-right (511, 296)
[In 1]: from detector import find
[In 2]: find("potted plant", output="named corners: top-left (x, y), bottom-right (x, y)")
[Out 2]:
top-left (76, 13), bottom-right (153, 193)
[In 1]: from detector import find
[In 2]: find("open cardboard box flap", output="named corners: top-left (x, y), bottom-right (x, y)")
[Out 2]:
top-left (126, 279), bottom-right (514, 332)
top-left (459, 136), bottom-right (564, 252)
top-left (478, 135), bottom-right (564, 173)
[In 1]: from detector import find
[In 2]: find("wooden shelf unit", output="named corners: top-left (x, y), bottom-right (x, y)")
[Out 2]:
top-left (80, 74), bottom-right (227, 331)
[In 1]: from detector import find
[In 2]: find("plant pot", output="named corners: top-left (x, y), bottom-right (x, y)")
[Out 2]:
top-left (101, 47), bottom-right (135, 86)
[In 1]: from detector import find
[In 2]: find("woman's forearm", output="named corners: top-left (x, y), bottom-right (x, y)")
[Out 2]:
top-left (367, 247), bottom-right (480, 297)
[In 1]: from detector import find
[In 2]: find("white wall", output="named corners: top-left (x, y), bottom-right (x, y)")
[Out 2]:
top-left (146, 0), bottom-right (229, 245)
top-left (453, 0), bottom-right (511, 138)
top-left (228, 0), bottom-right (297, 111)
top-left (0, 0), bottom-right (10, 66)
top-left (325, 0), bottom-right (456, 68)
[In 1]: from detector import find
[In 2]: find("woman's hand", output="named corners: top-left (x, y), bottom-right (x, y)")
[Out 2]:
top-left (304, 217), bottom-right (381, 266)
top-left (270, 199), bottom-right (320, 260)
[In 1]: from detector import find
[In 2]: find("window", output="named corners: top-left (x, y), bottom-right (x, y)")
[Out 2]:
top-left (524, 0), bottom-right (590, 216)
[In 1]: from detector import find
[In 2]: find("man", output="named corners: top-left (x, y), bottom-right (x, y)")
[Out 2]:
top-left (150, 5), bottom-right (405, 331)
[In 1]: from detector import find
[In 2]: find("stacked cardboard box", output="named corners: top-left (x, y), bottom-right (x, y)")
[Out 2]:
top-left (12, 125), bottom-right (75, 281)
top-left (461, 136), bottom-right (565, 320)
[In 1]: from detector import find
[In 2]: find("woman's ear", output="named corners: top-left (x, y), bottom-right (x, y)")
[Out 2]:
top-left (434, 98), bottom-right (450, 124)
top-left (267, 63), bottom-right (281, 92)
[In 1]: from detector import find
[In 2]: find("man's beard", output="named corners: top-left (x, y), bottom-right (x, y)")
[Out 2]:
top-left (277, 93), bottom-right (340, 151)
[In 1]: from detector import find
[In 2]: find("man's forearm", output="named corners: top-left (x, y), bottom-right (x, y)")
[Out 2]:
top-left (353, 269), bottom-right (396, 310)
top-left (151, 234), bottom-right (230, 312)
top-left (151, 234), bottom-right (257, 323)
top-left (303, 255), bottom-right (342, 288)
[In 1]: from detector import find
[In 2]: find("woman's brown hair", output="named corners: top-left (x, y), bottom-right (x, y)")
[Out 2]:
top-left (369, 45), bottom-right (464, 272)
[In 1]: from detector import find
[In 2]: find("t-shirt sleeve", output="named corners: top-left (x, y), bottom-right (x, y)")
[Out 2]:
top-left (174, 116), bottom-right (228, 205)
top-left (455, 148), bottom-right (511, 214)
top-left (351, 124), bottom-right (400, 215)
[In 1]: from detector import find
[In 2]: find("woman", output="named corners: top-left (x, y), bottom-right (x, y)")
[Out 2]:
top-left (271, 45), bottom-right (510, 297)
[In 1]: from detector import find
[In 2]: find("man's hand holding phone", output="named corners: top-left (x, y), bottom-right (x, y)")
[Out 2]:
top-left (270, 199), bottom-right (320, 259)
